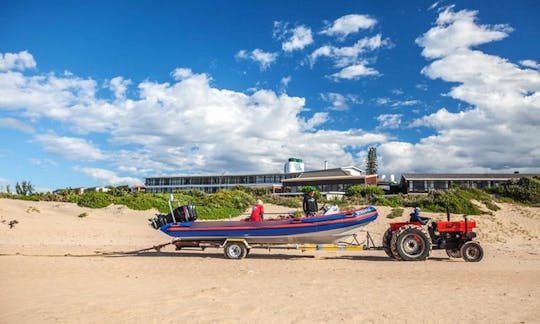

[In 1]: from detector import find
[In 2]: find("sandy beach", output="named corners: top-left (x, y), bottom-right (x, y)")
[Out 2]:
top-left (1, 198), bottom-right (539, 323)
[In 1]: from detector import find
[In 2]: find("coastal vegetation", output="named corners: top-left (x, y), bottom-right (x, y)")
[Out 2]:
top-left (0, 177), bottom-right (538, 219)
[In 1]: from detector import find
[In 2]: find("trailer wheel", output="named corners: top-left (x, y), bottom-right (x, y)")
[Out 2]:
top-left (224, 241), bottom-right (248, 260)
top-left (461, 241), bottom-right (483, 262)
top-left (382, 228), bottom-right (395, 258)
top-left (390, 225), bottom-right (431, 261)
top-left (446, 248), bottom-right (462, 258)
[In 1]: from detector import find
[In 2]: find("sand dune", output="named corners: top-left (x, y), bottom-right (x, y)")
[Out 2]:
top-left (1, 198), bottom-right (539, 323)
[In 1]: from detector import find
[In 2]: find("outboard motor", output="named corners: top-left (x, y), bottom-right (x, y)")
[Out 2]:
top-left (149, 204), bottom-right (198, 229)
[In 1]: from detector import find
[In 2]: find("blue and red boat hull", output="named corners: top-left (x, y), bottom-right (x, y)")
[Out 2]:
top-left (160, 206), bottom-right (378, 244)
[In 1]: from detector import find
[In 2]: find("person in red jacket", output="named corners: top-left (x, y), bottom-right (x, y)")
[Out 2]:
top-left (249, 199), bottom-right (264, 222)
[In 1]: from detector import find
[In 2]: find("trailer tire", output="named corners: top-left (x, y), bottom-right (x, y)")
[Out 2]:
top-left (224, 241), bottom-right (248, 260)
top-left (382, 228), bottom-right (395, 258)
top-left (461, 241), bottom-right (483, 262)
top-left (446, 248), bottom-right (462, 258)
top-left (390, 225), bottom-right (431, 261)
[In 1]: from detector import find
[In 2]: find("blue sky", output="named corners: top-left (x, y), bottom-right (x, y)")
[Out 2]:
top-left (1, 0), bottom-right (539, 191)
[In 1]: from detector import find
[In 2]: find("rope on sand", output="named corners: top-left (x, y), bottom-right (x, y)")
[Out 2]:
top-left (0, 241), bottom-right (174, 258)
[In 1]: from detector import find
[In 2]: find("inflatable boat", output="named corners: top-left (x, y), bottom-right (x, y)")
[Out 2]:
top-left (150, 205), bottom-right (378, 244)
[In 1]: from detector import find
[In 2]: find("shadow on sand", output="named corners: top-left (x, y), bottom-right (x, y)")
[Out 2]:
top-left (100, 250), bottom-right (453, 262)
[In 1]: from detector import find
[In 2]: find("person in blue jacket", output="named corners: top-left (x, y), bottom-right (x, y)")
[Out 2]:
top-left (409, 207), bottom-right (430, 225)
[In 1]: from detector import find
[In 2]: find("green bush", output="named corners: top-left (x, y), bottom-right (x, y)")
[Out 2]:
top-left (374, 195), bottom-right (403, 208)
top-left (345, 185), bottom-right (364, 197)
top-left (364, 185), bottom-right (384, 197)
top-left (345, 185), bottom-right (383, 198)
top-left (387, 208), bottom-right (404, 219)
top-left (114, 193), bottom-right (165, 211)
top-left (77, 192), bottom-right (113, 208)
top-left (264, 196), bottom-right (302, 208)
top-left (488, 177), bottom-right (540, 205)
top-left (15, 194), bottom-right (41, 201)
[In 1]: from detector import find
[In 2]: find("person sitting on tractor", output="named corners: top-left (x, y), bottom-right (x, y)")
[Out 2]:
top-left (409, 207), bottom-right (430, 225)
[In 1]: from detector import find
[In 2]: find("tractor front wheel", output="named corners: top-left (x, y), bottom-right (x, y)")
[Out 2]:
top-left (446, 248), bottom-right (462, 258)
top-left (382, 228), bottom-right (395, 259)
top-left (460, 241), bottom-right (484, 262)
top-left (390, 225), bottom-right (431, 261)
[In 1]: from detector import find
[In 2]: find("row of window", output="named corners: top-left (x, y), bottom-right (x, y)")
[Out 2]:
top-left (146, 183), bottom-right (275, 194)
top-left (146, 174), bottom-right (284, 186)
top-left (408, 180), bottom-right (503, 191)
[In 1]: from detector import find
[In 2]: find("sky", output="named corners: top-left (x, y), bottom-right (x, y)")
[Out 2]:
top-left (1, 0), bottom-right (539, 192)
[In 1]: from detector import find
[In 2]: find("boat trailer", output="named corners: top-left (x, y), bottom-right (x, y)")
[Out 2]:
top-left (169, 231), bottom-right (381, 260)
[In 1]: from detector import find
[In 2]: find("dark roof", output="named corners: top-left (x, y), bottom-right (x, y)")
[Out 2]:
top-left (401, 173), bottom-right (539, 181)
top-left (282, 167), bottom-right (375, 187)
top-left (290, 168), bottom-right (351, 178)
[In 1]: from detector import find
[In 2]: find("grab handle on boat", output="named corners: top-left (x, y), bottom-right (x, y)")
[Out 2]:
top-left (168, 194), bottom-right (176, 223)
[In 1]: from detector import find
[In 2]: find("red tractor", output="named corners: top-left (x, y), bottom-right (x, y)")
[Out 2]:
top-left (382, 208), bottom-right (484, 262)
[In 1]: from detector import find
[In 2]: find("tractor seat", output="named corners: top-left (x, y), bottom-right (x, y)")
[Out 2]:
top-left (430, 222), bottom-right (438, 232)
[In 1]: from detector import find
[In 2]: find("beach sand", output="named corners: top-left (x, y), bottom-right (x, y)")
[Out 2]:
top-left (1, 198), bottom-right (539, 323)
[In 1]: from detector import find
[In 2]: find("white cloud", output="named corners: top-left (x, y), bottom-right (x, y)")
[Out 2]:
top-left (0, 54), bottom-right (389, 176)
top-left (280, 76), bottom-right (291, 87)
top-left (30, 158), bottom-right (58, 167)
top-left (520, 59), bottom-right (540, 70)
top-left (35, 133), bottom-right (107, 161)
top-left (281, 25), bottom-right (313, 52)
top-left (375, 98), bottom-right (420, 107)
top-left (0, 69), bottom-right (98, 121)
top-left (330, 63), bottom-right (379, 80)
top-left (321, 14), bottom-right (377, 39)
top-left (108, 76), bottom-right (131, 99)
top-left (428, 1), bottom-right (440, 11)
top-left (75, 167), bottom-right (141, 186)
top-left (171, 68), bottom-right (194, 80)
top-left (236, 49), bottom-right (278, 70)
top-left (321, 93), bottom-right (347, 111)
top-left (376, 114), bottom-right (402, 129)
top-left (378, 7), bottom-right (540, 175)
top-left (320, 92), bottom-right (360, 111)
top-left (0, 117), bottom-right (34, 133)
top-left (416, 83), bottom-right (428, 91)
top-left (0, 51), bottom-right (36, 71)
top-left (376, 98), bottom-right (390, 105)
top-left (416, 6), bottom-right (512, 59)
top-left (310, 34), bottom-right (385, 67)
top-left (301, 112), bottom-right (328, 130)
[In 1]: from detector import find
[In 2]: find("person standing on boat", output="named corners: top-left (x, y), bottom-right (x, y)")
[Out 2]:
top-left (303, 187), bottom-right (318, 217)
top-left (249, 199), bottom-right (264, 222)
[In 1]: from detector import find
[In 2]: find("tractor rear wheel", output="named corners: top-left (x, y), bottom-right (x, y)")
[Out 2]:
top-left (446, 248), bottom-right (462, 258)
top-left (461, 241), bottom-right (483, 262)
top-left (382, 228), bottom-right (395, 258)
top-left (390, 225), bottom-right (431, 261)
